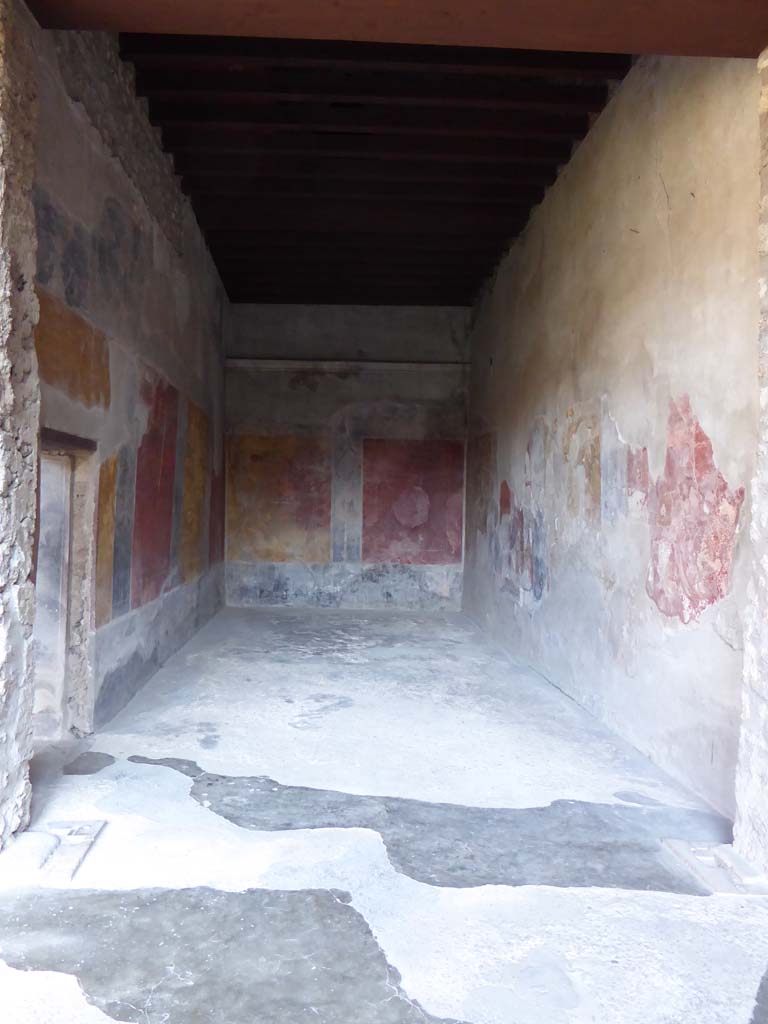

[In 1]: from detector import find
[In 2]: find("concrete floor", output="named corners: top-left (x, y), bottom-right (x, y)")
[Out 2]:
top-left (2, 607), bottom-right (768, 1023)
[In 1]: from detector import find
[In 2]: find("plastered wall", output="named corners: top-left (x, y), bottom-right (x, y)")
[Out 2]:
top-left (464, 56), bottom-right (760, 816)
top-left (31, 29), bottom-right (227, 728)
top-left (226, 306), bottom-right (469, 609)
top-left (735, 48), bottom-right (768, 871)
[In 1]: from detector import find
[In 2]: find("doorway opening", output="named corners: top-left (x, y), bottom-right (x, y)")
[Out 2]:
top-left (31, 429), bottom-right (98, 741)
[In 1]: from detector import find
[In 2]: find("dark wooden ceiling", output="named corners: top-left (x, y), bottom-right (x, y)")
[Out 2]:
top-left (122, 35), bottom-right (631, 305)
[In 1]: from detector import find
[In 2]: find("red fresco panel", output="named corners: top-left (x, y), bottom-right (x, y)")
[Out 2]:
top-left (362, 438), bottom-right (464, 564)
top-left (646, 395), bottom-right (744, 624)
top-left (131, 373), bottom-right (179, 608)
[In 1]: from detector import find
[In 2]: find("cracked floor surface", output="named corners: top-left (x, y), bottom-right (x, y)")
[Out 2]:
top-left (2, 607), bottom-right (768, 1023)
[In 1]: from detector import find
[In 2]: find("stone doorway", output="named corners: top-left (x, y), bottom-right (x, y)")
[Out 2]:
top-left (31, 431), bottom-right (98, 741)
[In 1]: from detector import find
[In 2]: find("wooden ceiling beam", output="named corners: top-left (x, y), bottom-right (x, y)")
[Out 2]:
top-left (212, 255), bottom-right (496, 270)
top-left (183, 176), bottom-right (544, 204)
top-left (226, 296), bottom-right (477, 306)
top-left (134, 67), bottom-right (607, 113)
top-left (204, 229), bottom-right (510, 247)
top-left (149, 100), bottom-right (588, 139)
top-left (216, 276), bottom-right (494, 288)
top-left (121, 35), bottom-right (632, 78)
top-left (193, 197), bottom-right (527, 234)
top-left (106, 35), bottom-right (630, 304)
top-left (162, 128), bottom-right (574, 163)
top-left (207, 248), bottom-right (506, 263)
top-left (221, 275), bottom-right (486, 287)
top-left (172, 152), bottom-right (557, 184)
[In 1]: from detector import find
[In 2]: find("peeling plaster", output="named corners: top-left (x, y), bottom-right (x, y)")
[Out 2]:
top-left (647, 396), bottom-right (744, 624)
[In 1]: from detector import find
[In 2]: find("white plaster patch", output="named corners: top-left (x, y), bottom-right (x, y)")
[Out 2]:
top-left (0, 961), bottom-right (114, 1023)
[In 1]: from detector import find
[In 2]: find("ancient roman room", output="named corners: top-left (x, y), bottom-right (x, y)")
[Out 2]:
top-left (1, 1), bottom-right (768, 1020)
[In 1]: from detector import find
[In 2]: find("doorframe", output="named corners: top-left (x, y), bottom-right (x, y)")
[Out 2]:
top-left (37, 428), bottom-right (99, 737)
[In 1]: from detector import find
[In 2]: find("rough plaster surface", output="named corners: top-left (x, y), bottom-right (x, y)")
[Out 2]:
top-left (47, 33), bottom-right (189, 259)
top-left (227, 561), bottom-right (462, 610)
top-left (33, 30), bottom-right (224, 421)
top-left (736, 48), bottom-right (768, 874)
top-left (0, 0), bottom-right (40, 849)
top-left (464, 56), bottom-right (760, 816)
top-left (227, 304), bottom-right (471, 363)
top-left (226, 363), bottom-right (467, 441)
top-left (4, 609), bottom-right (768, 1023)
top-left (94, 564), bottom-right (224, 727)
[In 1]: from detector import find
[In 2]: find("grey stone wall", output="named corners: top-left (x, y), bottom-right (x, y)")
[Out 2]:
top-left (0, 0), bottom-right (40, 848)
top-left (735, 47), bottom-right (768, 871)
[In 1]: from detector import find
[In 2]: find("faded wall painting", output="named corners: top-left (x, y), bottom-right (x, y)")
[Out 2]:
top-left (646, 396), bottom-right (745, 623)
top-left (362, 439), bottom-right (464, 565)
top-left (179, 402), bottom-right (210, 584)
top-left (131, 373), bottom-right (179, 608)
top-left (227, 436), bottom-right (332, 563)
top-left (35, 287), bottom-right (111, 409)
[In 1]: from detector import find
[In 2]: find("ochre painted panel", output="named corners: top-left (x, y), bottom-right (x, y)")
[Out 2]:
top-left (35, 288), bottom-right (110, 408)
top-left (95, 453), bottom-right (117, 627)
top-left (362, 439), bottom-right (464, 565)
top-left (131, 373), bottom-right (179, 608)
top-left (227, 435), bottom-right (331, 563)
top-left (180, 402), bottom-right (210, 583)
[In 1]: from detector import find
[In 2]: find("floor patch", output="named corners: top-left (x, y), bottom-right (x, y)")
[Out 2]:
top-left (0, 887), bottom-right (466, 1024)
top-left (63, 753), bottom-right (116, 776)
top-left (129, 756), bottom-right (730, 893)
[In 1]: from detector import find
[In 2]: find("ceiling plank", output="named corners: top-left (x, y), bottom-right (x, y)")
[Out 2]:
top-left (171, 152), bottom-right (558, 184)
top-left (204, 229), bottom-right (510, 247)
top-left (205, 239), bottom-right (505, 256)
top-left (192, 197), bottom-right (528, 234)
top-left (223, 284), bottom-right (481, 303)
top-left (225, 292), bottom-right (481, 303)
top-left (134, 67), bottom-right (607, 113)
top-left (212, 255), bottom-right (497, 270)
top-left (183, 176), bottom-right (544, 204)
top-left (149, 99), bottom-right (588, 139)
top-left (121, 35), bottom-right (632, 78)
top-left (162, 129), bottom-right (574, 163)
